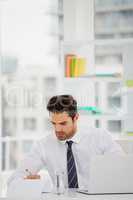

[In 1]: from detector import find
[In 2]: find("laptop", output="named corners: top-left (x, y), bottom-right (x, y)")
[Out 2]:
top-left (78, 154), bottom-right (133, 195)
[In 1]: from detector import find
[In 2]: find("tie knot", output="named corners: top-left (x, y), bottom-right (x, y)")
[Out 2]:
top-left (66, 140), bottom-right (73, 148)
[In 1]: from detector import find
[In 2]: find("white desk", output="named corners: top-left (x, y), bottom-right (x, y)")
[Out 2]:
top-left (41, 193), bottom-right (133, 200)
top-left (1, 193), bottom-right (133, 200)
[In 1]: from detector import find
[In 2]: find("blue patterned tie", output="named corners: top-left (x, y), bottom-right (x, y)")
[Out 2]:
top-left (66, 141), bottom-right (79, 188)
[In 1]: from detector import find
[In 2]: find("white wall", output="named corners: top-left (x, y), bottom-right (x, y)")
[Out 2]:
top-left (63, 0), bottom-right (94, 41)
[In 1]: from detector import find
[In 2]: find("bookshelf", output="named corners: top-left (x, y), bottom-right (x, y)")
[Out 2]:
top-left (62, 0), bottom-right (133, 139)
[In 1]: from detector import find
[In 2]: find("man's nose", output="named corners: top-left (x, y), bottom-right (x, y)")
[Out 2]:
top-left (55, 124), bottom-right (62, 132)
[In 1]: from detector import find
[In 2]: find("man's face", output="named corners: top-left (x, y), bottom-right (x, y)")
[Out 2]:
top-left (50, 112), bottom-right (78, 141)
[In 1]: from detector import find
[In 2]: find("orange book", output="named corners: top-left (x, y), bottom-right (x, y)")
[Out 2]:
top-left (65, 54), bottom-right (75, 77)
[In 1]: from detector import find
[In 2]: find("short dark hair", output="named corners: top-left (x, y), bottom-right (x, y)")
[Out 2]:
top-left (47, 95), bottom-right (77, 119)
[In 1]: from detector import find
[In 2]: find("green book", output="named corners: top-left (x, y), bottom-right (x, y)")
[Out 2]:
top-left (126, 132), bottom-right (133, 136)
top-left (70, 57), bottom-right (76, 77)
top-left (126, 80), bottom-right (133, 87)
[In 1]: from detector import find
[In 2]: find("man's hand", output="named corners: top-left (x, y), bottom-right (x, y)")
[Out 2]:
top-left (24, 169), bottom-right (41, 179)
top-left (24, 174), bottom-right (41, 179)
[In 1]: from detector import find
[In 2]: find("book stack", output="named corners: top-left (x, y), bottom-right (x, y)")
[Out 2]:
top-left (65, 54), bottom-right (87, 77)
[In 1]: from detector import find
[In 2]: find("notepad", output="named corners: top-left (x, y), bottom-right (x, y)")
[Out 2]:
top-left (7, 178), bottom-right (44, 199)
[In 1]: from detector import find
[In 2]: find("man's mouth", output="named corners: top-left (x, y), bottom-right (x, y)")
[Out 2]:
top-left (56, 132), bottom-right (64, 136)
top-left (56, 132), bottom-right (66, 139)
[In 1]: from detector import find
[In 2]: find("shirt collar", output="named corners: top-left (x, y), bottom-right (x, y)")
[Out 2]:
top-left (59, 130), bottom-right (81, 145)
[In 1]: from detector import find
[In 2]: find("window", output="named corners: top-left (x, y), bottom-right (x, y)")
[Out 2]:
top-left (23, 118), bottom-right (37, 131)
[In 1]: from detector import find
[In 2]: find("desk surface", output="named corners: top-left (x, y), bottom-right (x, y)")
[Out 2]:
top-left (1, 193), bottom-right (133, 200)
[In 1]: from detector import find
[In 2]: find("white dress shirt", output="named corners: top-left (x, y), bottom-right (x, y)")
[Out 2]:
top-left (8, 128), bottom-right (123, 189)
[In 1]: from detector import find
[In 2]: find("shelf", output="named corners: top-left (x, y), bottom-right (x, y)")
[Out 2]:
top-left (63, 76), bottom-right (122, 83)
top-left (94, 115), bottom-right (123, 120)
top-left (62, 40), bottom-right (94, 47)
top-left (78, 113), bottom-right (124, 120)
top-left (63, 38), bottom-right (133, 47)
top-left (96, 51), bottom-right (122, 56)
top-left (114, 135), bottom-right (133, 141)
top-left (96, 4), bottom-right (133, 13)
top-left (95, 38), bottom-right (133, 46)
top-left (96, 27), bottom-right (133, 35)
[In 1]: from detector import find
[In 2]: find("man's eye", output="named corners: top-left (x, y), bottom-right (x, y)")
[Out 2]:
top-left (61, 123), bottom-right (67, 125)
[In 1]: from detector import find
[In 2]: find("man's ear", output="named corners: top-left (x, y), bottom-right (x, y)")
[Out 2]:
top-left (74, 113), bottom-right (79, 121)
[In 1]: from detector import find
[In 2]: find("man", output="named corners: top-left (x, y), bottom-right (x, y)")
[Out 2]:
top-left (8, 95), bottom-right (123, 189)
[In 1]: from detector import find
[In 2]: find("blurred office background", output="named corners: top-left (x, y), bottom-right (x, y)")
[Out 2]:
top-left (0, 0), bottom-right (133, 196)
